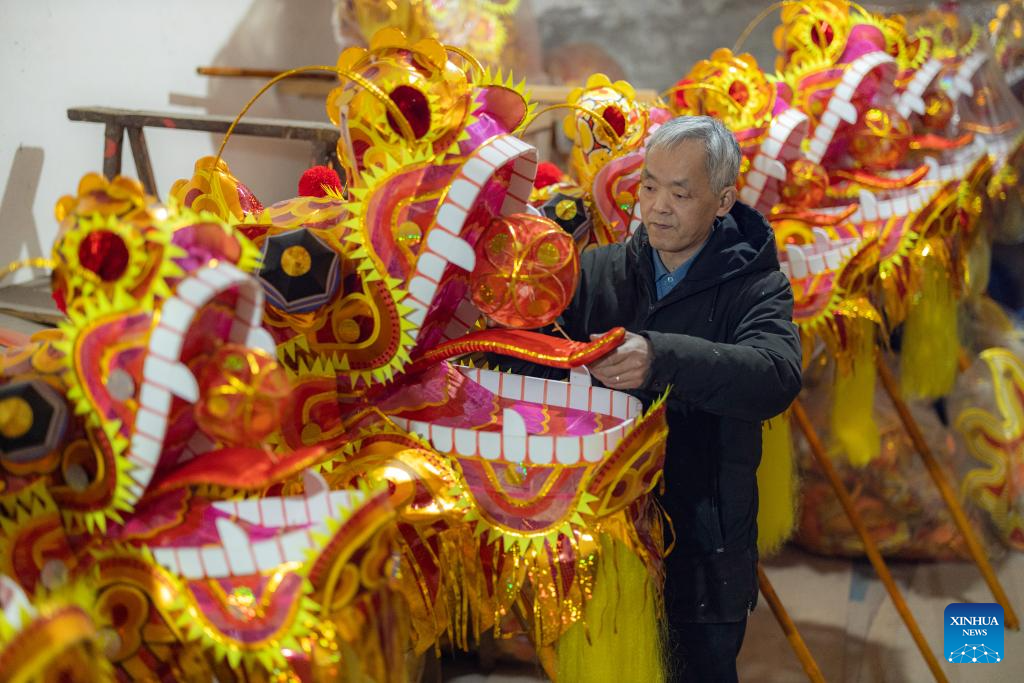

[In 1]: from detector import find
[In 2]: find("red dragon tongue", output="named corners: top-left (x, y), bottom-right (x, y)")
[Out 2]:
top-left (146, 445), bottom-right (325, 497)
top-left (399, 327), bottom-right (626, 376)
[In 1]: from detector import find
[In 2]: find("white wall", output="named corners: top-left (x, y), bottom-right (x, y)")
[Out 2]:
top-left (0, 0), bottom-right (340, 283)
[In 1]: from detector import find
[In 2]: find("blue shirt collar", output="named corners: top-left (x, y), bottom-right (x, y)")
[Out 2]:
top-left (651, 237), bottom-right (709, 300)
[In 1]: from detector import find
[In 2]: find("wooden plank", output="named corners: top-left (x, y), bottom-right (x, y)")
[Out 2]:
top-left (68, 107), bottom-right (338, 143)
top-left (126, 127), bottom-right (159, 198)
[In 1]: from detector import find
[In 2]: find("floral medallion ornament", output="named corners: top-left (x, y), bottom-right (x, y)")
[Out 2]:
top-left (470, 214), bottom-right (579, 329)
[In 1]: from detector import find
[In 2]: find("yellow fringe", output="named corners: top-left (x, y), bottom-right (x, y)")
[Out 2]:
top-left (555, 533), bottom-right (665, 683)
top-left (900, 255), bottom-right (960, 400)
top-left (757, 412), bottom-right (798, 555)
top-left (831, 322), bottom-right (882, 466)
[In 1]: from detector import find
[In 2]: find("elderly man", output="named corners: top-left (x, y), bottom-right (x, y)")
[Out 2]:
top-left (549, 115), bottom-right (802, 681)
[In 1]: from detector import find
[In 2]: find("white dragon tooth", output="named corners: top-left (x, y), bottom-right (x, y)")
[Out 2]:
top-left (763, 158), bottom-right (787, 181)
top-left (430, 424), bottom-right (454, 453)
top-left (130, 433), bottom-right (161, 466)
top-left (405, 301), bottom-right (428, 329)
top-left (819, 110), bottom-right (841, 131)
top-left (569, 365), bottom-right (592, 386)
top-left (581, 433), bottom-right (606, 462)
top-left (556, 435), bottom-right (582, 465)
top-left (176, 548), bottom-right (204, 579)
top-left (454, 428), bottom-right (477, 456)
top-left (877, 200), bottom-right (893, 220)
top-left (739, 187), bottom-right (760, 206)
top-left (216, 519), bottom-right (256, 575)
top-left (426, 229), bottom-right (476, 272)
top-left (527, 435), bottom-right (554, 464)
top-left (746, 169), bottom-right (767, 191)
top-left (152, 548), bottom-right (179, 575)
top-left (924, 156), bottom-right (940, 178)
top-left (903, 93), bottom-right (926, 116)
top-left (479, 431), bottom-right (501, 460)
top-left (760, 136), bottom-right (782, 158)
top-left (892, 195), bottom-right (910, 217)
top-left (807, 253), bottom-right (826, 275)
top-left (407, 276), bottom-right (438, 308)
top-left (201, 547), bottom-right (230, 578)
top-left (252, 538), bottom-right (285, 571)
top-left (825, 249), bottom-right (843, 270)
top-left (503, 408), bottom-right (527, 438)
top-left (417, 252), bottom-right (446, 282)
top-left (0, 576), bottom-right (35, 628)
top-left (808, 138), bottom-right (829, 164)
top-left (462, 157), bottom-right (493, 186)
top-left (148, 327), bottom-right (184, 362)
top-left (812, 228), bottom-right (831, 252)
top-left (786, 245), bottom-right (809, 279)
top-left (302, 469), bottom-right (328, 497)
top-left (246, 328), bottom-right (277, 356)
top-left (279, 529), bottom-right (312, 563)
top-left (830, 97), bottom-right (859, 125)
top-left (859, 190), bottom-right (879, 222)
top-left (143, 356), bottom-right (199, 403)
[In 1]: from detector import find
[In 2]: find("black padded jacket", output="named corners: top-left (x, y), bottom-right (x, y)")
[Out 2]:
top-left (508, 201), bottom-right (802, 622)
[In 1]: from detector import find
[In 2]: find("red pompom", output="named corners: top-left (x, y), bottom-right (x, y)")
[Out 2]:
top-left (533, 162), bottom-right (565, 190)
top-left (298, 166), bottom-right (343, 198)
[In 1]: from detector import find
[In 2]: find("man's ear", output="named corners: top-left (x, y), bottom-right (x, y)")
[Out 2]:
top-left (715, 186), bottom-right (738, 218)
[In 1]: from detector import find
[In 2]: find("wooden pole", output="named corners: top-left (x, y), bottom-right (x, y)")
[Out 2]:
top-left (791, 400), bottom-right (948, 682)
top-left (876, 357), bottom-right (1020, 630)
top-left (757, 563), bottom-right (826, 683)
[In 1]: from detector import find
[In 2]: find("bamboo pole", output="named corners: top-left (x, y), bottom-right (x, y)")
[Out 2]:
top-left (876, 357), bottom-right (1020, 630)
top-left (791, 400), bottom-right (948, 682)
top-left (757, 563), bottom-right (826, 682)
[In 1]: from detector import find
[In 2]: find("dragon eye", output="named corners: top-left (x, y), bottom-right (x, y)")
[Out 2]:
top-left (601, 106), bottom-right (626, 137)
top-left (78, 230), bottom-right (129, 282)
top-left (812, 20), bottom-right (835, 48)
top-left (728, 81), bottom-right (750, 106)
top-left (387, 85), bottom-right (431, 139)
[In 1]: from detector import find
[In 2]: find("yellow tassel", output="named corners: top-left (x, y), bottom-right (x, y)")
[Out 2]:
top-left (555, 534), bottom-right (665, 683)
top-left (830, 323), bottom-right (881, 467)
top-left (757, 412), bottom-right (798, 555)
top-left (900, 254), bottom-right (960, 400)
top-left (965, 234), bottom-right (992, 300)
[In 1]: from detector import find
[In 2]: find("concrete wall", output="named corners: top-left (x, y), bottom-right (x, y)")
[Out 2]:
top-left (532, 0), bottom-right (778, 90)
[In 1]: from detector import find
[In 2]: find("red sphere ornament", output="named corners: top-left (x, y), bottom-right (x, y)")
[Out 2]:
top-left (298, 166), bottom-right (343, 198)
top-left (921, 89), bottom-right (954, 130)
top-left (194, 345), bottom-right (291, 445)
top-left (533, 161), bottom-right (565, 189)
top-left (849, 106), bottom-right (911, 171)
top-left (780, 159), bottom-right (829, 208)
top-left (470, 214), bottom-right (579, 329)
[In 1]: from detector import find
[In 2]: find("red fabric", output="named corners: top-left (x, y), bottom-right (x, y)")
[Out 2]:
top-left (298, 166), bottom-right (343, 197)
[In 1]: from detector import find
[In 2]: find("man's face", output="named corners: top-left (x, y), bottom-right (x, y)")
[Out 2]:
top-left (638, 139), bottom-right (734, 256)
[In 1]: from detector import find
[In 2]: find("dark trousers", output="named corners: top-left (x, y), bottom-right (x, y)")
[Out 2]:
top-left (666, 618), bottom-right (748, 683)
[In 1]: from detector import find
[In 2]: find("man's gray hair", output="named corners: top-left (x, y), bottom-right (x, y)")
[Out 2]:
top-left (645, 115), bottom-right (742, 194)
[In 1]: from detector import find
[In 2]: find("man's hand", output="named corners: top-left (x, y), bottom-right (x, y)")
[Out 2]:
top-left (587, 331), bottom-right (653, 390)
